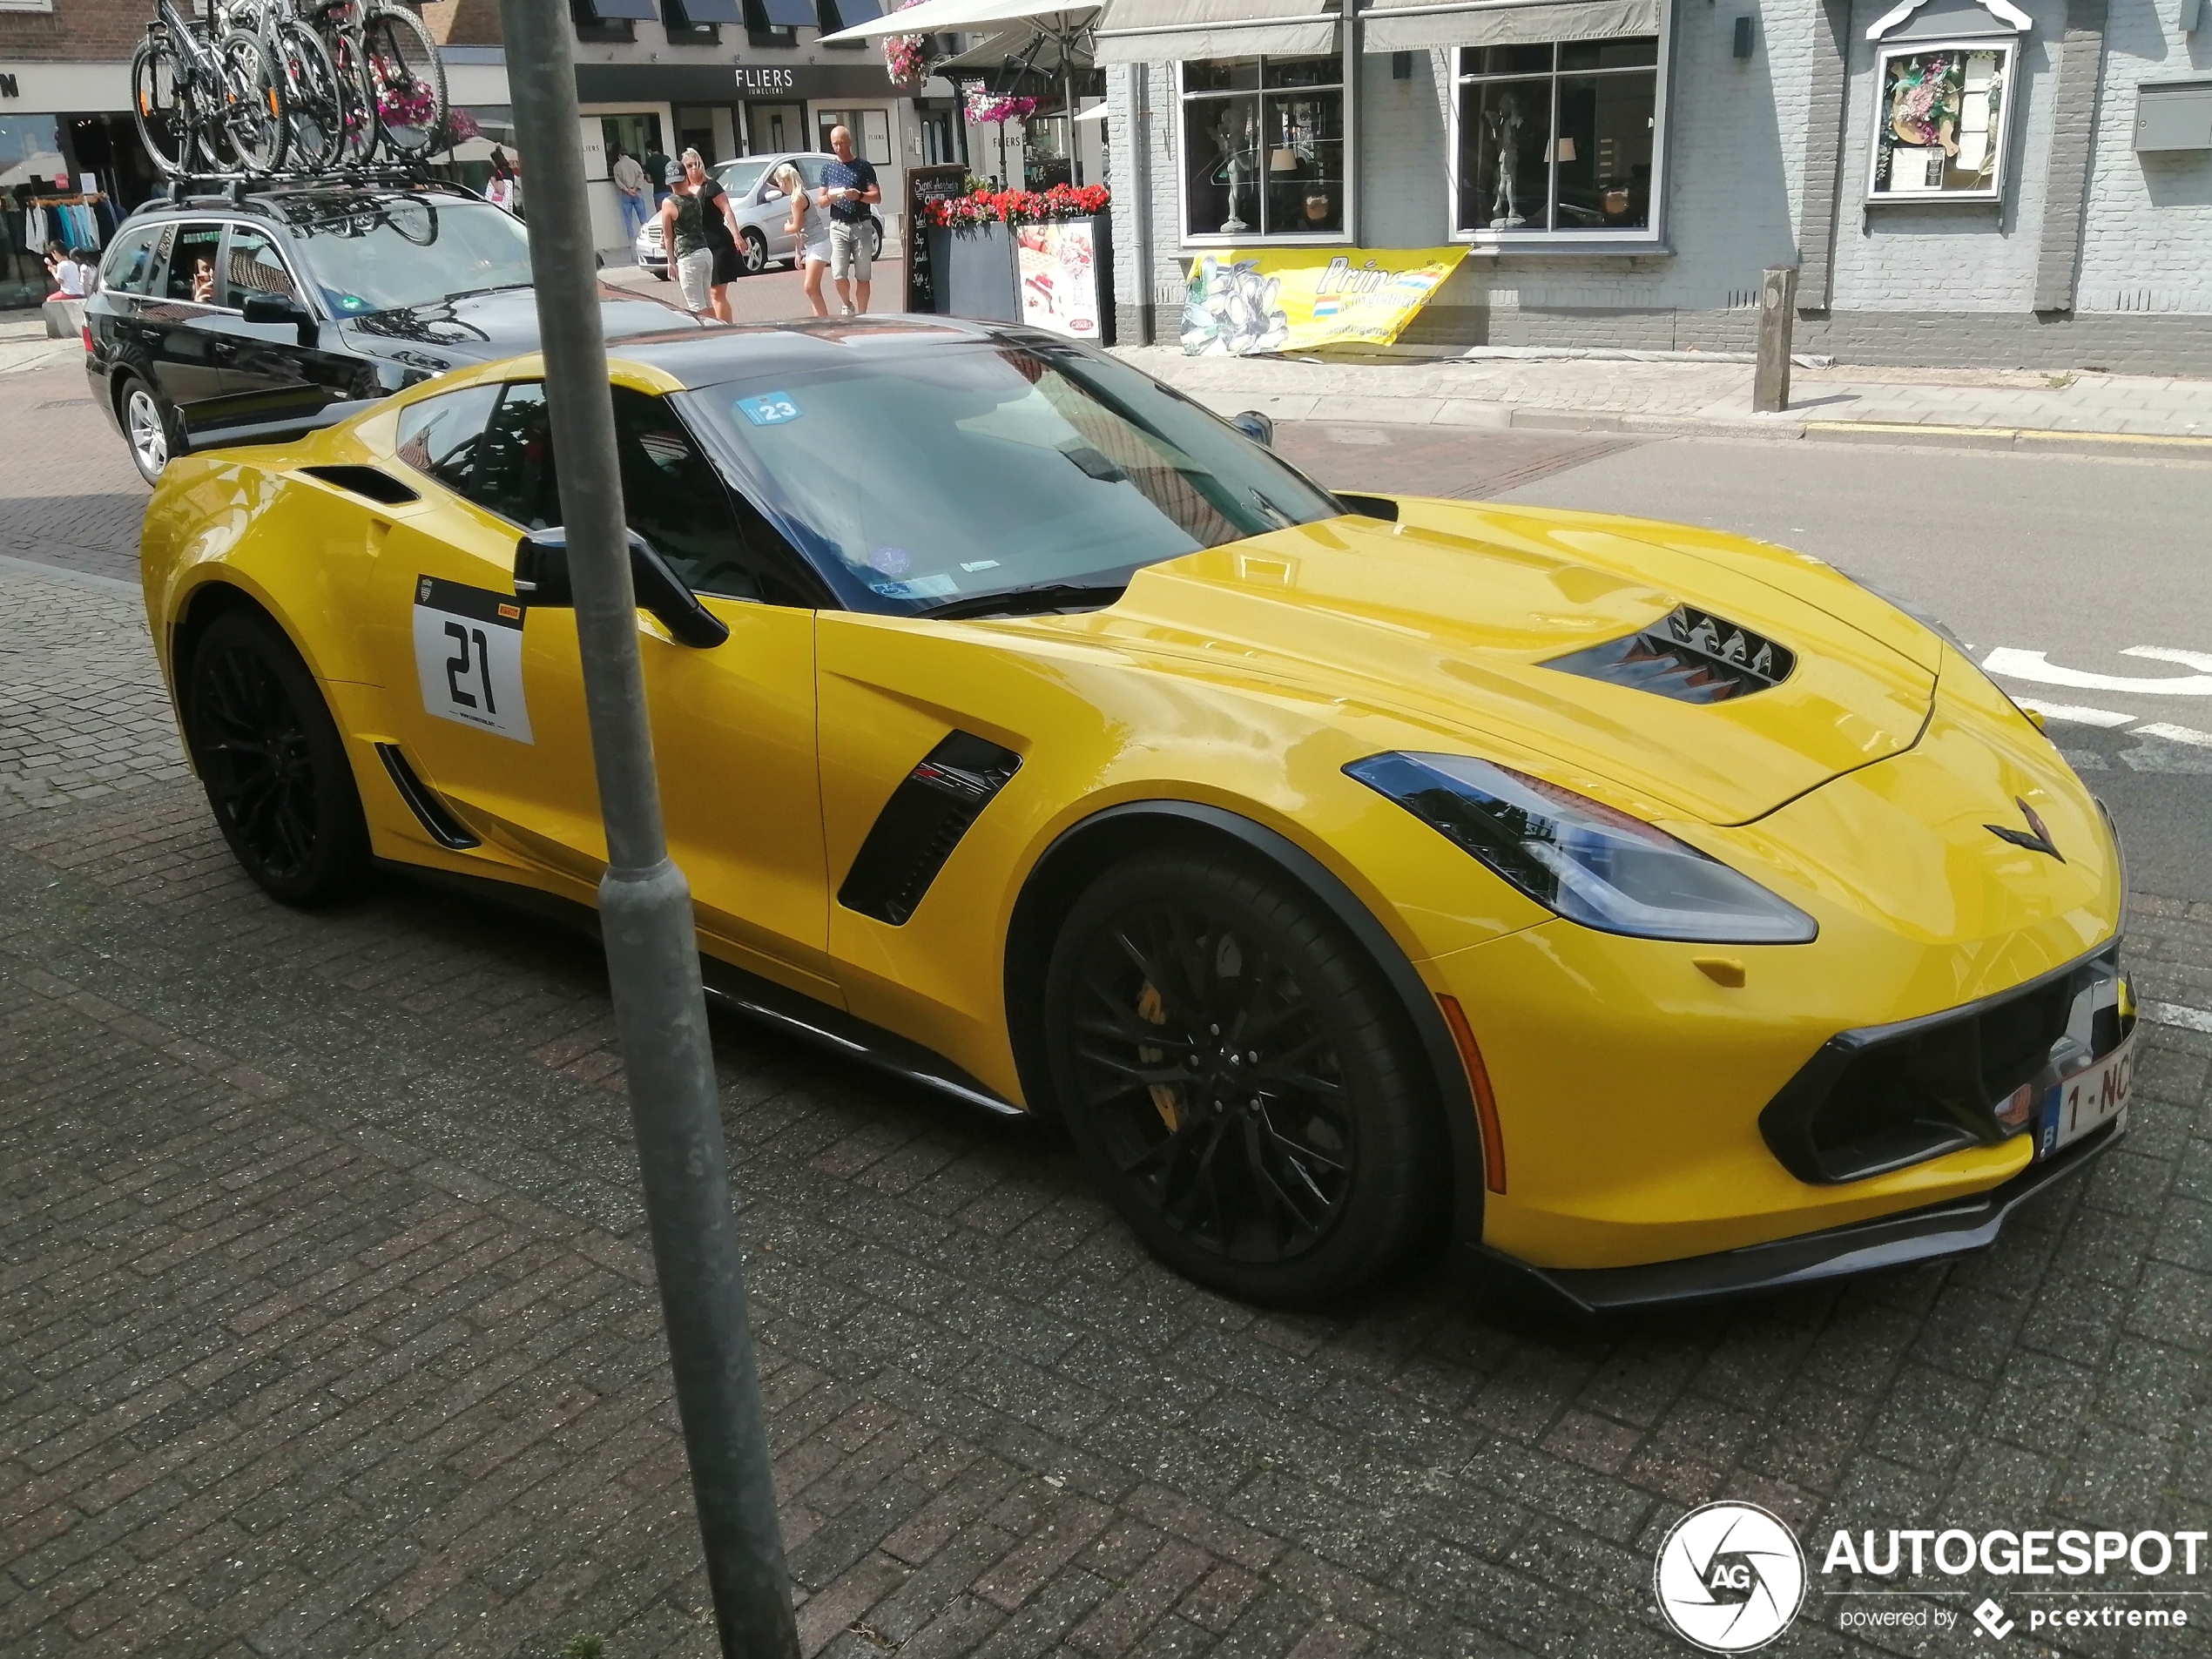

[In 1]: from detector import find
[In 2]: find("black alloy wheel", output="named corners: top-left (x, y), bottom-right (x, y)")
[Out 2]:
top-left (739, 227), bottom-right (767, 276)
top-left (182, 610), bottom-right (370, 906)
top-left (1045, 850), bottom-right (1447, 1305)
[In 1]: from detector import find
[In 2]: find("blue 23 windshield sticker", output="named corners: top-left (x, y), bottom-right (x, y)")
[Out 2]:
top-left (736, 391), bottom-right (802, 426)
top-left (411, 577), bottom-right (534, 743)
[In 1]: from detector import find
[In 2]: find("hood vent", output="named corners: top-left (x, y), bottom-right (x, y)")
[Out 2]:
top-left (1544, 605), bottom-right (1796, 704)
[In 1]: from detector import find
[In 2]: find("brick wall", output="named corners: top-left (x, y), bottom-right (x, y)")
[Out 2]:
top-left (0, 0), bottom-right (145, 63)
top-left (1104, 0), bottom-right (2212, 368)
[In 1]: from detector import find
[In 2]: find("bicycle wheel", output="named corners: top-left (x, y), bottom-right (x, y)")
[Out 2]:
top-left (278, 20), bottom-right (346, 172)
top-left (130, 33), bottom-right (194, 177)
top-left (327, 29), bottom-right (381, 166)
top-left (218, 29), bottom-right (290, 173)
top-left (361, 4), bottom-right (445, 160)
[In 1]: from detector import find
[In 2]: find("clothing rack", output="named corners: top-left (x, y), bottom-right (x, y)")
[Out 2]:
top-left (20, 192), bottom-right (113, 260)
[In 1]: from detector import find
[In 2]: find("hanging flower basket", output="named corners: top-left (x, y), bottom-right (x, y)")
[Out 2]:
top-left (963, 88), bottom-right (1039, 126)
top-left (882, 0), bottom-right (927, 89)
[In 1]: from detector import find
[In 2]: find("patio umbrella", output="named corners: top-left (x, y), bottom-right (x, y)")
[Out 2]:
top-left (819, 0), bottom-right (1103, 182)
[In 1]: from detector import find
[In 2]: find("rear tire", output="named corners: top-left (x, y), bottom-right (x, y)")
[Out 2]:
top-left (182, 610), bottom-right (370, 907)
top-left (119, 376), bottom-right (175, 487)
top-left (739, 227), bottom-right (767, 276)
top-left (1043, 849), bottom-right (1448, 1306)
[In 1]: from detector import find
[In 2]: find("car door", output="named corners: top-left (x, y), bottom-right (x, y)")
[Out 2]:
top-left (88, 220), bottom-right (172, 394)
top-left (138, 219), bottom-right (231, 411)
top-left (211, 222), bottom-right (367, 413)
top-left (373, 377), bottom-right (836, 998)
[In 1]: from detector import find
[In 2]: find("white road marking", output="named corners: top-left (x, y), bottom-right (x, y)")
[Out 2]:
top-left (1982, 647), bottom-right (2212, 696)
top-left (2146, 1001), bottom-right (2212, 1035)
top-left (2134, 722), bottom-right (2212, 748)
top-left (2015, 698), bottom-right (2134, 728)
top-left (2127, 646), bottom-right (2212, 673)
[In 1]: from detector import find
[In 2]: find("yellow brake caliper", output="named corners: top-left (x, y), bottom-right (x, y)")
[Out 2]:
top-left (1137, 981), bottom-right (1179, 1131)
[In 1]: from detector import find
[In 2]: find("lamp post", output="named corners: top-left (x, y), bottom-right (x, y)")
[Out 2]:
top-left (489, 2), bottom-right (801, 1654)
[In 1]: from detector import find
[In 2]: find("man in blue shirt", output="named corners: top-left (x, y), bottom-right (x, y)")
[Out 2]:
top-left (818, 125), bottom-right (881, 317)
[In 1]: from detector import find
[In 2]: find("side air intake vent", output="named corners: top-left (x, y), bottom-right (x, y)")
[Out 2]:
top-left (375, 743), bottom-right (481, 849)
top-left (300, 465), bottom-right (421, 506)
top-left (839, 732), bottom-right (1022, 926)
top-left (1545, 605), bottom-right (1796, 703)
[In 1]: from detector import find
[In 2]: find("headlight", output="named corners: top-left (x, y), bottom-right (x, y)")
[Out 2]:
top-left (1345, 752), bottom-right (1818, 944)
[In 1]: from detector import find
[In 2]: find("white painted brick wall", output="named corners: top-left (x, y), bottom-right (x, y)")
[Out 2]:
top-left (2074, 1), bottom-right (2212, 314)
top-left (1102, 0), bottom-right (2211, 338)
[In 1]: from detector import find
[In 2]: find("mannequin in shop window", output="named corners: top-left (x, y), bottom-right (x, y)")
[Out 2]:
top-left (1209, 105), bottom-right (1258, 234)
top-left (1487, 92), bottom-right (1529, 229)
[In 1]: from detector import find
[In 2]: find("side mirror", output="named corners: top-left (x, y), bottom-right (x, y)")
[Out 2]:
top-left (241, 290), bottom-right (317, 347)
top-left (761, 186), bottom-right (786, 202)
top-left (514, 527), bottom-right (731, 650)
top-left (1230, 409), bottom-right (1275, 448)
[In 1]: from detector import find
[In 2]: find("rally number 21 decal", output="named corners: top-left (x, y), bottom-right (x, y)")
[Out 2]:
top-left (412, 577), bottom-right (534, 744)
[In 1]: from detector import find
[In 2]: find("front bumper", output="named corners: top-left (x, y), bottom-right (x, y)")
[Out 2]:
top-left (1471, 1112), bottom-right (2124, 1313)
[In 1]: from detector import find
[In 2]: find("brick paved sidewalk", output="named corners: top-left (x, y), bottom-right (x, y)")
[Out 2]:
top-left (1117, 347), bottom-right (2212, 457)
top-left (3, 563), bottom-right (2211, 1659)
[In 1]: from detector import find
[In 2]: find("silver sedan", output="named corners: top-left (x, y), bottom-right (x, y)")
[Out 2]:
top-left (632, 152), bottom-right (885, 280)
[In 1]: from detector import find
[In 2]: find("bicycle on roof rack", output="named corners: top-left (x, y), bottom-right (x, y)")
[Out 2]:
top-left (132, 0), bottom-right (293, 176)
top-left (132, 0), bottom-right (448, 179)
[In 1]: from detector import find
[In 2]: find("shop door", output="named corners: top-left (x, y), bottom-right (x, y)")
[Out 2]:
top-left (750, 104), bottom-right (804, 154)
top-left (675, 105), bottom-right (718, 165)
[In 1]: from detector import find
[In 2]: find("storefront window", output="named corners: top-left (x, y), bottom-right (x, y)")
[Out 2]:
top-left (3, 114), bottom-right (68, 308)
top-left (1454, 38), bottom-right (1657, 238)
top-left (1868, 41), bottom-right (2013, 202)
top-left (1179, 57), bottom-right (1344, 242)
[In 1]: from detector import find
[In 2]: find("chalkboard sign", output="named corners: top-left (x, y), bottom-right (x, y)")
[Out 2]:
top-left (904, 165), bottom-right (970, 314)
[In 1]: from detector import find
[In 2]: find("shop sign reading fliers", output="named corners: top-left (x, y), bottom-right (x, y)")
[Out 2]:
top-left (1181, 246), bottom-right (1467, 356)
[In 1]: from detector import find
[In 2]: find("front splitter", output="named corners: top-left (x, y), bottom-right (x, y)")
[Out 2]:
top-left (1469, 1116), bottom-right (2125, 1316)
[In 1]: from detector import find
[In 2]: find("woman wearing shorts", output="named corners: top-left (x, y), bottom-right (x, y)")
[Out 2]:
top-left (777, 164), bottom-right (832, 320)
top-left (658, 149), bottom-right (741, 318)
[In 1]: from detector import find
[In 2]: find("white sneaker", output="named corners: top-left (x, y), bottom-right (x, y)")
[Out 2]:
top-left (840, 302), bottom-right (854, 319)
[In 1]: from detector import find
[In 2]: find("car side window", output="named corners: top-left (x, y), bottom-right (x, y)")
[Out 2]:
top-left (222, 227), bottom-right (300, 307)
top-left (794, 158), bottom-right (827, 188)
top-left (466, 382), bottom-right (564, 529)
top-left (103, 226), bottom-right (166, 296)
top-left (395, 381), bottom-right (504, 496)
top-left (614, 388), bottom-right (822, 606)
top-left (163, 223), bottom-right (224, 304)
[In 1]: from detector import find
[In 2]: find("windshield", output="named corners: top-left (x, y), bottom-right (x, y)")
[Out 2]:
top-left (718, 158), bottom-right (773, 199)
top-left (284, 197), bottom-right (536, 316)
top-left (681, 339), bottom-right (1342, 615)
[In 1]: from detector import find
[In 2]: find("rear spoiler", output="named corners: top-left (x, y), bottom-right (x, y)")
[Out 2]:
top-left (181, 396), bottom-right (380, 455)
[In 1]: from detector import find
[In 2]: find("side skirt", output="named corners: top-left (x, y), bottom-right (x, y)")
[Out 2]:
top-left (372, 860), bottom-right (1024, 1120)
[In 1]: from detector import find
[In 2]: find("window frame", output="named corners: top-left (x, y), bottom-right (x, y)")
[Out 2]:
top-left (1176, 56), bottom-right (1352, 249)
top-left (1446, 31), bottom-right (1672, 251)
top-left (159, 220), bottom-right (229, 307)
top-left (1865, 37), bottom-right (2017, 206)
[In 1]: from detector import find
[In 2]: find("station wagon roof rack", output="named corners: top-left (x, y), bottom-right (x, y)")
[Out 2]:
top-left (148, 167), bottom-right (479, 214)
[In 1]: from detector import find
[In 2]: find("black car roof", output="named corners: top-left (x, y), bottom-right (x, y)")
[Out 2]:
top-left (125, 179), bottom-right (486, 227)
top-left (610, 316), bottom-right (1078, 391)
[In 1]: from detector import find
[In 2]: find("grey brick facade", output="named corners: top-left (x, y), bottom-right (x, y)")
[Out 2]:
top-left (1108, 0), bottom-right (2212, 372)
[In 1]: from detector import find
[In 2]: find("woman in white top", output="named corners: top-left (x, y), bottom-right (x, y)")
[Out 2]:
top-left (777, 164), bottom-right (831, 320)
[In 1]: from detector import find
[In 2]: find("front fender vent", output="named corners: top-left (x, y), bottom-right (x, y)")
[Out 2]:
top-left (1545, 605), bottom-right (1795, 703)
top-left (839, 732), bottom-right (1022, 926)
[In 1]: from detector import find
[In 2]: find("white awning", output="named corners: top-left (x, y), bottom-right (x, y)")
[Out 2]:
top-left (1092, 0), bottom-right (1339, 64)
top-left (1360, 0), bottom-right (1661, 54)
top-left (818, 0), bottom-right (1098, 44)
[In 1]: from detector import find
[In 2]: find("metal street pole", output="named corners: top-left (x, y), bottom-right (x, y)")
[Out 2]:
top-left (491, 3), bottom-right (801, 1654)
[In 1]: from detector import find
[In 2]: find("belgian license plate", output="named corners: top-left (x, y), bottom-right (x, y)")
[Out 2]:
top-left (2038, 1032), bottom-right (2134, 1157)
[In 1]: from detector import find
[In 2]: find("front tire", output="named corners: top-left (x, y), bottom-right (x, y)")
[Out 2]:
top-left (182, 610), bottom-right (370, 907)
top-left (1043, 849), bottom-right (1448, 1306)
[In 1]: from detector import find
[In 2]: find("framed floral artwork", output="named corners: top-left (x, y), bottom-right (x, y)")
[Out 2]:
top-left (1868, 39), bottom-right (2016, 202)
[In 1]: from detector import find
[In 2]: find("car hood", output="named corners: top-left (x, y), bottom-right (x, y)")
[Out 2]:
top-left (1056, 498), bottom-right (1941, 827)
top-left (339, 283), bottom-right (698, 372)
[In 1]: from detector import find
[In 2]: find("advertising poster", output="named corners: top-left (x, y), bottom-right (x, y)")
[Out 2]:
top-left (1015, 220), bottom-right (1103, 341)
top-left (1181, 246), bottom-right (1467, 355)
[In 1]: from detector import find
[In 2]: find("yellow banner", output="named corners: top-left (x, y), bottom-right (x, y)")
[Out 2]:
top-left (1180, 246), bottom-right (1468, 355)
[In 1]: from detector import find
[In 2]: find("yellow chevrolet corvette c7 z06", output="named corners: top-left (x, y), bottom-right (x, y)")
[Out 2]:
top-left (138, 319), bottom-right (2134, 1312)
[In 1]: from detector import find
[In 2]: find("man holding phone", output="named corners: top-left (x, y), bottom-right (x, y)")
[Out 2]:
top-left (818, 125), bottom-right (880, 318)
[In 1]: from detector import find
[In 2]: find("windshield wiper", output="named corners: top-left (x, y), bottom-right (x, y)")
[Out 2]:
top-left (917, 582), bottom-right (1130, 621)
